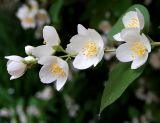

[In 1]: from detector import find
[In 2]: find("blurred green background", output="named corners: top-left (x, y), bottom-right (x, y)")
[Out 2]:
top-left (0, 0), bottom-right (160, 123)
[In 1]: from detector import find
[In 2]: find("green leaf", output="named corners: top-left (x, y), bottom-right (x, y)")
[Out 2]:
top-left (49, 0), bottom-right (63, 24)
top-left (100, 62), bottom-right (145, 113)
top-left (108, 4), bottom-right (150, 40)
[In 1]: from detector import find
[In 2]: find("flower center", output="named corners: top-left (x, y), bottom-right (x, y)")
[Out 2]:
top-left (23, 17), bottom-right (34, 24)
top-left (131, 41), bottom-right (146, 57)
top-left (49, 64), bottom-right (65, 76)
top-left (127, 17), bottom-right (139, 28)
top-left (82, 41), bottom-right (98, 57)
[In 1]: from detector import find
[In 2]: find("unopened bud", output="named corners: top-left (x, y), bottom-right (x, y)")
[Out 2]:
top-left (24, 56), bottom-right (36, 64)
top-left (25, 45), bottom-right (35, 55)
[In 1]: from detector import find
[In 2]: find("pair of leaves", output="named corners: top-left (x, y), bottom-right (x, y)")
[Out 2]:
top-left (100, 4), bottom-right (150, 113)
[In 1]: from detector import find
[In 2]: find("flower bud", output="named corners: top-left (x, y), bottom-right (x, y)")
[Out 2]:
top-left (25, 45), bottom-right (35, 55)
top-left (5, 56), bottom-right (27, 80)
top-left (24, 56), bottom-right (36, 64)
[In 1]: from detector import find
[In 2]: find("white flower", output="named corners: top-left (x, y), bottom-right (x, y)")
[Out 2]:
top-left (32, 26), bottom-right (60, 58)
top-left (36, 9), bottom-right (50, 27)
top-left (66, 24), bottom-right (104, 69)
top-left (5, 56), bottom-right (27, 80)
top-left (36, 86), bottom-right (53, 100)
top-left (123, 8), bottom-right (144, 29)
top-left (16, 104), bottom-right (27, 123)
top-left (64, 95), bottom-right (79, 117)
top-left (113, 8), bottom-right (144, 41)
top-left (38, 56), bottom-right (69, 91)
top-left (25, 45), bottom-right (35, 55)
top-left (28, 0), bottom-right (39, 13)
top-left (16, 5), bottom-right (37, 29)
top-left (26, 105), bottom-right (40, 116)
top-left (115, 28), bottom-right (151, 69)
top-left (0, 108), bottom-right (11, 117)
top-left (16, 0), bottom-right (50, 29)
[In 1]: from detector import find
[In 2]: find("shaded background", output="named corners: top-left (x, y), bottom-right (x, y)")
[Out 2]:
top-left (0, 0), bottom-right (160, 123)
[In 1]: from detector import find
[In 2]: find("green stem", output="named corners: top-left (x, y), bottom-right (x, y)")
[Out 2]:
top-left (65, 57), bottom-right (71, 62)
top-left (60, 54), bottom-right (70, 58)
top-left (60, 54), bottom-right (76, 58)
top-left (151, 42), bottom-right (160, 47)
top-left (60, 47), bottom-right (68, 54)
top-left (53, 45), bottom-right (68, 54)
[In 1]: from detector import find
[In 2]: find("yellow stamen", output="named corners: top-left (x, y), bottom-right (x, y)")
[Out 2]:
top-left (23, 17), bottom-right (34, 24)
top-left (49, 64), bottom-right (65, 76)
top-left (127, 17), bottom-right (139, 28)
top-left (131, 41), bottom-right (146, 57)
top-left (82, 41), bottom-right (98, 57)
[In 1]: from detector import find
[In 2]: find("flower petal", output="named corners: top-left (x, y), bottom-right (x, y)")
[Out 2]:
top-left (113, 33), bottom-right (124, 41)
top-left (32, 45), bottom-right (54, 58)
top-left (21, 20), bottom-right (36, 29)
top-left (77, 24), bottom-right (88, 36)
top-left (10, 76), bottom-right (20, 80)
top-left (116, 43), bottom-right (134, 62)
top-left (87, 29), bottom-right (104, 47)
top-left (5, 56), bottom-right (23, 62)
top-left (120, 28), bottom-right (140, 42)
top-left (66, 35), bottom-right (87, 54)
top-left (39, 64), bottom-right (58, 84)
top-left (57, 58), bottom-right (69, 74)
top-left (73, 54), bottom-right (96, 69)
top-left (29, 0), bottom-right (38, 12)
top-left (140, 33), bottom-right (151, 52)
top-left (56, 76), bottom-right (68, 91)
top-left (25, 45), bottom-right (35, 55)
top-left (43, 26), bottom-right (60, 46)
top-left (122, 11), bottom-right (140, 28)
top-left (38, 56), bottom-right (57, 65)
top-left (93, 49), bottom-right (104, 67)
top-left (135, 8), bottom-right (144, 29)
top-left (7, 61), bottom-right (26, 79)
top-left (16, 5), bottom-right (29, 19)
top-left (131, 52), bottom-right (148, 69)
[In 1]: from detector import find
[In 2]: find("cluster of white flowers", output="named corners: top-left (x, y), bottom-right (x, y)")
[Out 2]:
top-left (16, 0), bottom-right (50, 29)
top-left (5, 24), bottom-right (104, 91)
top-left (5, 8), bottom-right (153, 90)
top-left (114, 8), bottom-right (151, 69)
top-left (0, 104), bottom-right (41, 123)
